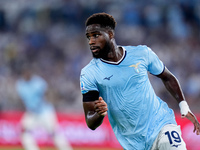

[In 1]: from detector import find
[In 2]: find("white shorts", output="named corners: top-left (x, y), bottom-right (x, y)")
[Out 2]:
top-left (21, 109), bottom-right (58, 133)
top-left (151, 124), bottom-right (187, 150)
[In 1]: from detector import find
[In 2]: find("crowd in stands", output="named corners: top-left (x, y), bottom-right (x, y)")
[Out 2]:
top-left (0, 0), bottom-right (199, 113)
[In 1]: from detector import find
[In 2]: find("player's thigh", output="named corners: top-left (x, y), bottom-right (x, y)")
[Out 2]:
top-left (40, 110), bottom-right (58, 132)
top-left (21, 112), bottom-right (39, 130)
top-left (157, 124), bottom-right (187, 150)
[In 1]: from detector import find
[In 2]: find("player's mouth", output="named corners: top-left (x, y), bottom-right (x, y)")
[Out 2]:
top-left (90, 46), bottom-right (100, 53)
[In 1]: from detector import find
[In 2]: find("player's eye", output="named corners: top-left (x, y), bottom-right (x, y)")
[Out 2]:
top-left (86, 36), bottom-right (91, 40)
top-left (86, 33), bottom-right (100, 41)
top-left (94, 34), bottom-right (99, 38)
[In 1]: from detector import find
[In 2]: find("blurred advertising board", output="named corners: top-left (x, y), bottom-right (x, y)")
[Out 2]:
top-left (0, 111), bottom-right (199, 149)
top-left (0, 111), bottom-right (121, 148)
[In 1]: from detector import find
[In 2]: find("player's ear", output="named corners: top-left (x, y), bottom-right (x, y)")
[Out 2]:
top-left (108, 30), bottom-right (114, 39)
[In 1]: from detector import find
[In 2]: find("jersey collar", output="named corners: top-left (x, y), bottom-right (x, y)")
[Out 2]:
top-left (100, 46), bottom-right (126, 65)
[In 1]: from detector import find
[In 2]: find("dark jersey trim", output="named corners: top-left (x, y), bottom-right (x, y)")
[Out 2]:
top-left (150, 64), bottom-right (165, 76)
top-left (100, 47), bottom-right (127, 65)
top-left (83, 91), bottom-right (99, 102)
top-left (155, 64), bottom-right (165, 76)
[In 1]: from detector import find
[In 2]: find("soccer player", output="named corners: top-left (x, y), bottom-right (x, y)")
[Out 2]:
top-left (16, 65), bottom-right (73, 150)
top-left (80, 13), bottom-right (200, 150)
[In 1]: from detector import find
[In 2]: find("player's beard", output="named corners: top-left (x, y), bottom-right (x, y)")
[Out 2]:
top-left (92, 41), bottom-right (112, 59)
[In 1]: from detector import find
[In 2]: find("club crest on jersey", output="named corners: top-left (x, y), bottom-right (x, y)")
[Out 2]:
top-left (129, 62), bottom-right (141, 73)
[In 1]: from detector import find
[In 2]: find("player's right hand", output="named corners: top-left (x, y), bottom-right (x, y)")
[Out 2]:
top-left (94, 97), bottom-right (108, 116)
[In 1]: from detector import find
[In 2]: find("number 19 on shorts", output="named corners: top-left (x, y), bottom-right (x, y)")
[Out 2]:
top-left (165, 131), bottom-right (181, 147)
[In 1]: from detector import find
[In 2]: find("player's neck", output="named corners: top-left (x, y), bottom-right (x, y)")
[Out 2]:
top-left (108, 39), bottom-right (123, 61)
top-left (104, 44), bottom-right (123, 62)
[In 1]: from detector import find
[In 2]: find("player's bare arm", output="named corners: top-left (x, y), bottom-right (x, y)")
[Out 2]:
top-left (156, 67), bottom-right (184, 103)
top-left (83, 97), bottom-right (108, 130)
top-left (157, 66), bottom-right (200, 135)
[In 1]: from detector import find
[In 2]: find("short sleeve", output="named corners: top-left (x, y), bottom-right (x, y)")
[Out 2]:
top-left (80, 69), bottom-right (98, 94)
top-left (147, 47), bottom-right (164, 75)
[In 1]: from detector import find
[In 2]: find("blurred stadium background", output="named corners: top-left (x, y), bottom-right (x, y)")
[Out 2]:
top-left (0, 0), bottom-right (199, 149)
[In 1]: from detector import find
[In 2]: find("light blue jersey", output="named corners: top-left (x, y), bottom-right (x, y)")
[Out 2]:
top-left (16, 75), bottom-right (54, 114)
top-left (80, 45), bottom-right (176, 150)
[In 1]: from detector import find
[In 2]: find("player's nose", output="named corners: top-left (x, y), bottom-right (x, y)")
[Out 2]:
top-left (89, 37), bottom-right (95, 45)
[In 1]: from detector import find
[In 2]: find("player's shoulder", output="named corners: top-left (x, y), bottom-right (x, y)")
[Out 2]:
top-left (81, 58), bottom-right (99, 73)
top-left (123, 45), bottom-right (149, 52)
top-left (123, 45), bottom-right (150, 56)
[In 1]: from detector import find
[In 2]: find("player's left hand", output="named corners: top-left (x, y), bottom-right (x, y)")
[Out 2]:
top-left (182, 112), bottom-right (200, 135)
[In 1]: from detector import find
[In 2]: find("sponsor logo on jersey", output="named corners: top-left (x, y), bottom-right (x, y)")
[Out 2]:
top-left (103, 75), bottom-right (113, 80)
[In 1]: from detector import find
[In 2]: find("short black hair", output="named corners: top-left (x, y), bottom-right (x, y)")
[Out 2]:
top-left (85, 12), bottom-right (117, 30)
